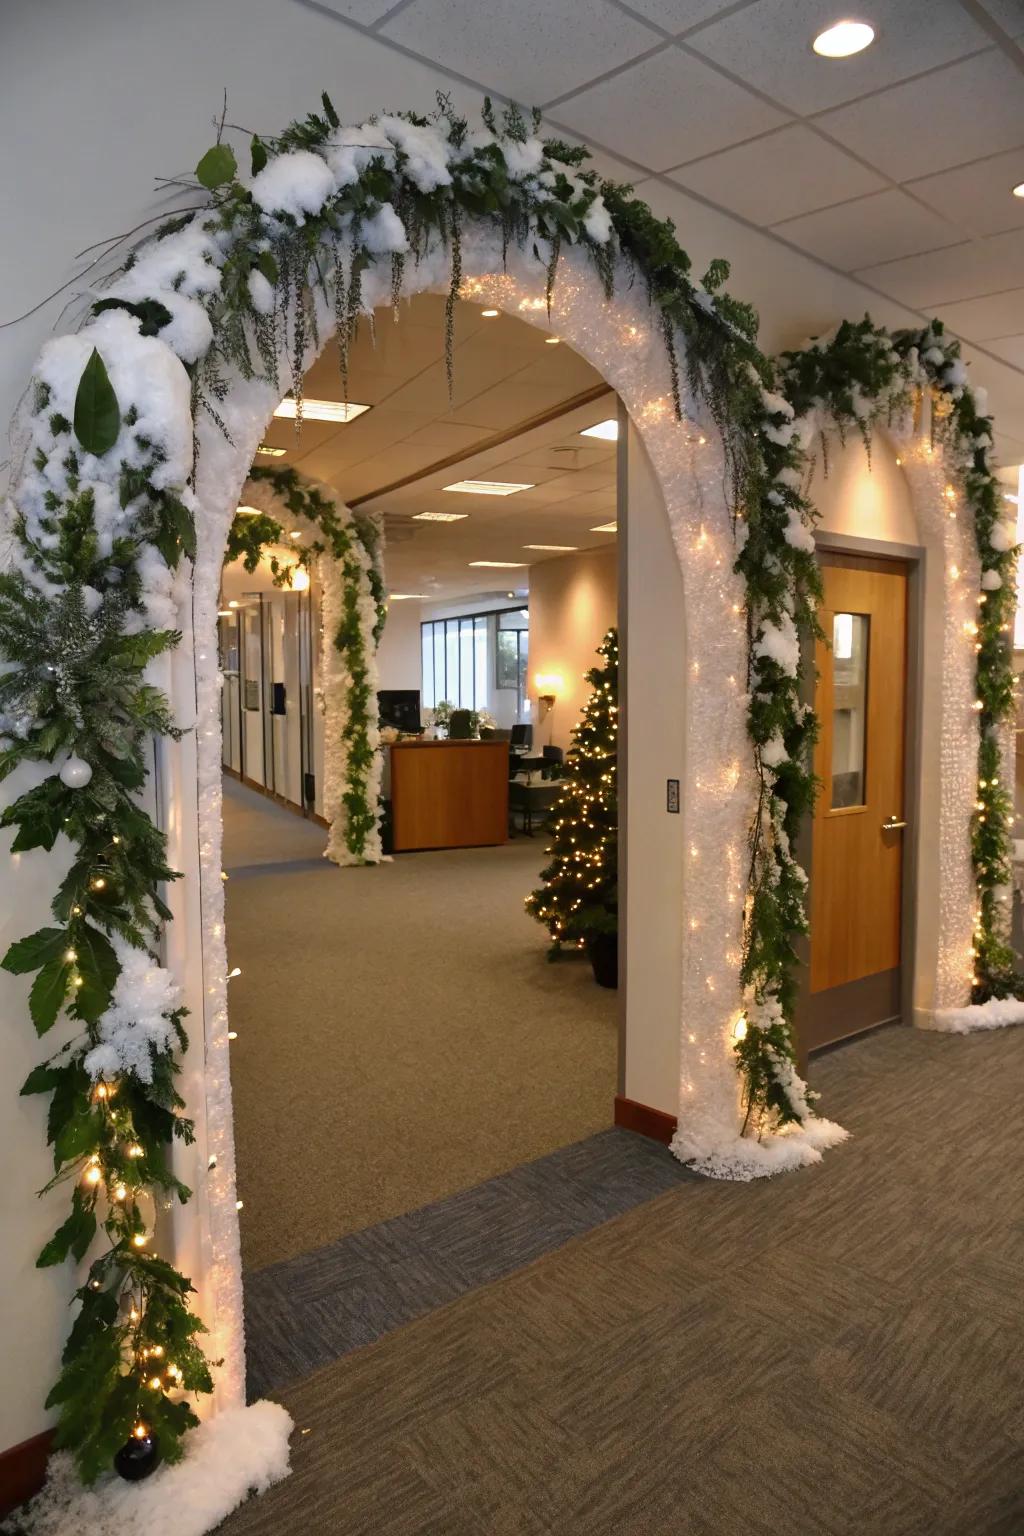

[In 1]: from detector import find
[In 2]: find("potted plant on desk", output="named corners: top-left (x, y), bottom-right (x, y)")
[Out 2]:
top-left (526, 629), bottom-right (619, 988)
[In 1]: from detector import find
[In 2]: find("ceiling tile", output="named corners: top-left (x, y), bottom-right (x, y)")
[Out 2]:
top-left (667, 124), bottom-right (886, 224)
top-left (380, 0), bottom-right (661, 106)
top-left (306, 0), bottom-right (404, 24)
top-left (855, 227), bottom-right (1024, 306)
top-left (814, 51), bottom-right (1024, 182)
top-left (771, 188), bottom-right (962, 270)
top-left (613, 0), bottom-right (751, 34)
top-left (906, 147), bottom-right (1024, 238)
top-left (687, 0), bottom-right (990, 115)
top-left (552, 48), bottom-right (787, 171)
top-left (986, 333), bottom-right (1024, 368)
top-left (974, 0), bottom-right (1024, 33)
top-left (933, 288), bottom-right (1024, 342)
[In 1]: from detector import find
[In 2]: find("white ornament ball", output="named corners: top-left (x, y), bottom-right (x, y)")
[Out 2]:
top-left (981, 569), bottom-right (1003, 592)
top-left (989, 522), bottom-right (1015, 554)
top-left (60, 756), bottom-right (93, 789)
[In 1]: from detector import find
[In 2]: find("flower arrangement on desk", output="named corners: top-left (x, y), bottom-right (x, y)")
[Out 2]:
top-left (474, 708), bottom-right (497, 737)
top-left (427, 700), bottom-right (454, 737)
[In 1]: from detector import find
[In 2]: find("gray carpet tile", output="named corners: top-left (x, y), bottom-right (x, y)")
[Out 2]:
top-left (219, 1020), bottom-right (1024, 1536)
top-left (244, 1126), bottom-right (693, 1398)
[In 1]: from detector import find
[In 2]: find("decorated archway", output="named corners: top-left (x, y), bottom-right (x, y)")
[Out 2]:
top-left (1, 95), bottom-right (1019, 1502)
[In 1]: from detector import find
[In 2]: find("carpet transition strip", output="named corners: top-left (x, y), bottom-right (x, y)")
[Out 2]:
top-left (243, 1127), bottom-right (695, 1398)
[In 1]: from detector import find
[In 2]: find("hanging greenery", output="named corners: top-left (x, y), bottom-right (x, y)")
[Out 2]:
top-left (527, 628), bottom-right (618, 959)
top-left (778, 316), bottom-right (1020, 1002)
top-left (237, 465), bottom-right (387, 864)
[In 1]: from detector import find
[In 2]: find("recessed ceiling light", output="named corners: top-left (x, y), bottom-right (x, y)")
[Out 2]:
top-left (523, 544), bottom-right (579, 551)
top-left (580, 419), bottom-right (618, 441)
top-left (1013, 182), bottom-right (1024, 199)
top-left (591, 521), bottom-right (618, 533)
top-left (217, 609), bottom-right (233, 617)
top-left (468, 560), bottom-right (528, 568)
top-left (812, 19), bottom-right (875, 57)
top-left (289, 530), bottom-right (303, 540)
top-left (481, 309), bottom-right (499, 317)
top-left (413, 510), bottom-right (469, 522)
top-left (256, 444), bottom-right (286, 457)
top-left (545, 337), bottom-right (561, 345)
top-left (236, 506), bottom-right (263, 517)
top-left (444, 480), bottom-right (535, 496)
top-left (228, 600), bottom-right (241, 609)
top-left (273, 397), bottom-right (371, 423)
top-left (389, 593), bottom-right (427, 600)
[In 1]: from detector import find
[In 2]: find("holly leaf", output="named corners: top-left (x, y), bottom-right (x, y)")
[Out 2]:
top-left (37, 1189), bottom-right (96, 1268)
top-left (250, 136), bottom-right (268, 177)
top-left (3, 926), bottom-right (69, 975)
top-left (196, 143), bottom-right (237, 190)
top-left (30, 956), bottom-right (73, 1035)
top-left (73, 349), bottom-right (121, 457)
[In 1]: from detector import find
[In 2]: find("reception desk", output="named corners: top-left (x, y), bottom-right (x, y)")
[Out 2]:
top-left (389, 739), bottom-right (509, 852)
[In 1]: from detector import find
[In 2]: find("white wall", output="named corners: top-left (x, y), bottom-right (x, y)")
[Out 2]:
top-left (528, 547), bottom-right (618, 753)
top-left (622, 422), bottom-right (686, 1115)
top-left (377, 601), bottom-right (422, 693)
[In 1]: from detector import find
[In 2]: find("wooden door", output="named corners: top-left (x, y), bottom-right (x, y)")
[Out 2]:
top-left (805, 554), bottom-right (909, 1050)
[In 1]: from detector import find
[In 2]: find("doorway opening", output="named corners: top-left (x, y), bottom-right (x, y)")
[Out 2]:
top-left (215, 294), bottom-right (623, 1382)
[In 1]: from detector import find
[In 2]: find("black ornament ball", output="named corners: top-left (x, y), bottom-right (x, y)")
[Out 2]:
top-left (114, 1431), bottom-right (161, 1481)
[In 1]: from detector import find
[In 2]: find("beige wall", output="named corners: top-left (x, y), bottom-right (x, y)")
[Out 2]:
top-left (528, 547), bottom-right (618, 752)
top-left (809, 434), bottom-right (917, 545)
top-left (377, 600), bottom-right (422, 694)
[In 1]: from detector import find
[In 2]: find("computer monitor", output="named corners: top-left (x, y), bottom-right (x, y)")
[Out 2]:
top-left (510, 723), bottom-right (533, 749)
top-left (378, 689), bottom-right (421, 732)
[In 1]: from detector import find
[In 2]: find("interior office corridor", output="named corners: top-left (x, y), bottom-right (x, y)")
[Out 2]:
top-left (222, 775), bottom-right (619, 1278)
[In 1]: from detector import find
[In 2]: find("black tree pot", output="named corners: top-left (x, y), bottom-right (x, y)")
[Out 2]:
top-left (114, 1431), bottom-right (161, 1481)
top-left (587, 931), bottom-right (618, 989)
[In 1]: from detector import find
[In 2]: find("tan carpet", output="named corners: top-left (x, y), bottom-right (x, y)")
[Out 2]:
top-left (222, 778), bottom-right (618, 1271)
top-left (220, 1021), bottom-right (1024, 1536)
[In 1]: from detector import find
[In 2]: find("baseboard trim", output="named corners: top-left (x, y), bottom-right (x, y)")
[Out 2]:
top-left (0, 1429), bottom-right (52, 1519)
top-left (614, 1094), bottom-right (678, 1146)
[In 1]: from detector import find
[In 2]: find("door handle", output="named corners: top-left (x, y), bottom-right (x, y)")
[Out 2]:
top-left (881, 816), bottom-right (907, 831)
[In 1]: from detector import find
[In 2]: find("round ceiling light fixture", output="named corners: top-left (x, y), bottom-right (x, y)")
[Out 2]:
top-left (812, 19), bottom-right (876, 57)
top-left (1012, 182), bottom-right (1024, 199)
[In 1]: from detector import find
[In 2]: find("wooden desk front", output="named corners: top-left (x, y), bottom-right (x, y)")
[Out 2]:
top-left (390, 739), bottom-right (509, 852)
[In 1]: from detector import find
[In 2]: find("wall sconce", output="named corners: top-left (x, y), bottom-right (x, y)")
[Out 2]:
top-left (534, 673), bottom-right (562, 715)
top-left (290, 566), bottom-right (311, 592)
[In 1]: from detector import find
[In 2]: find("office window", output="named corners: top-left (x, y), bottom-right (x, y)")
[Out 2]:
top-left (420, 614), bottom-right (490, 709)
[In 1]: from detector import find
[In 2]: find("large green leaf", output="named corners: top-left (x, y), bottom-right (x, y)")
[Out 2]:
top-left (2, 926), bottom-right (68, 975)
top-left (37, 1190), bottom-right (96, 1268)
top-left (195, 143), bottom-right (237, 189)
top-left (73, 348), bottom-right (121, 457)
top-left (72, 926), bottom-right (118, 1025)
top-left (30, 956), bottom-right (72, 1035)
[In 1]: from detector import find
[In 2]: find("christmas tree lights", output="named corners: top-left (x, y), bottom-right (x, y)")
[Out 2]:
top-left (527, 629), bottom-right (618, 960)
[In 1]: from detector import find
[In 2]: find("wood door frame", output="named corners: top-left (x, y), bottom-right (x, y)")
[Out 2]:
top-left (795, 532), bottom-right (926, 1068)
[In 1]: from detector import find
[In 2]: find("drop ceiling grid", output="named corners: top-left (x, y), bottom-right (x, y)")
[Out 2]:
top-left (344, 0), bottom-right (1024, 385)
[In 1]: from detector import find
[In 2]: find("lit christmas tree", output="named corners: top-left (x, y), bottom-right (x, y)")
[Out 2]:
top-left (527, 628), bottom-right (618, 979)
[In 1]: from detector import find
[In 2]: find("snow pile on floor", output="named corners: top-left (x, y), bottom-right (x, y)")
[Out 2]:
top-left (5, 1402), bottom-right (292, 1536)
top-left (928, 996), bottom-right (1024, 1034)
top-left (672, 1115), bottom-right (850, 1181)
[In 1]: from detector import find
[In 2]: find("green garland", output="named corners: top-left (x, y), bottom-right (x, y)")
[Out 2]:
top-left (242, 466), bottom-right (386, 862)
top-left (779, 316), bottom-right (1019, 1001)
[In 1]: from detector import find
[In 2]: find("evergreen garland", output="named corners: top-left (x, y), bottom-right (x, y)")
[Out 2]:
top-left (779, 316), bottom-right (1020, 1002)
top-left (527, 629), bottom-right (618, 952)
top-left (242, 465), bottom-right (386, 862)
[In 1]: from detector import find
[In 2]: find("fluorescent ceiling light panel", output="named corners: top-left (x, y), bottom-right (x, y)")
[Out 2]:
top-left (590, 521), bottom-right (618, 533)
top-left (523, 544), bottom-right (578, 551)
top-left (413, 511), bottom-right (469, 522)
top-left (580, 419), bottom-right (618, 441)
top-left (256, 444), bottom-right (286, 456)
top-left (236, 506), bottom-right (263, 517)
top-left (273, 398), bottom-right (371, 423)
top-left (468, 560), bottom-right (528, 568)
top-left (443, 480), bottom-right (535, 496)
top-left (388, 593), bottom-right (427, 600)
top-left (812, 20), bottom-right (874, 57)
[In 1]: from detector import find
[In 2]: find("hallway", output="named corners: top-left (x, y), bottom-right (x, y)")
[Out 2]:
top-left (224, 1018), bottom-right (1024, 1536)
top-left (223, 776), bottom-right (619, 1273)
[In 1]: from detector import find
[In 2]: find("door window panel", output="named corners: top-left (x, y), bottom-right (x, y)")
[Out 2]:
top-left (831, 611), bottom-right (869, 809)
